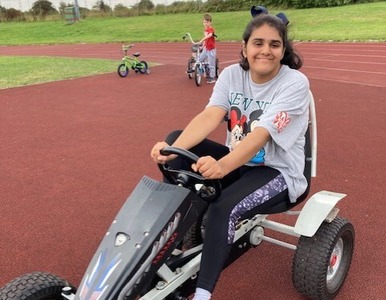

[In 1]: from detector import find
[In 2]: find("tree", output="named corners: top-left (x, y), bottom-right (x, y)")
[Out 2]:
top-left (31, 0), bottom-right (58, 19)
top-left (137, 0), bottom-right (154, 11)
top-left (0, 6), bottom-right (5, 21)
top-left (93, 0), bottom-right (112, 13)
top-left (58, 1), bottom-right (67, 16)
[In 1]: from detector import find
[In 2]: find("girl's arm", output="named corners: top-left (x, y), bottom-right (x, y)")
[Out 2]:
top-left (152, 106), bottom-right (226, 164)
top-left (194, 127), bottom-right (270, 179)
top-left (172, 106), bottom-right (226, 149)
top-left (219, 127), bottom-right (270, 174)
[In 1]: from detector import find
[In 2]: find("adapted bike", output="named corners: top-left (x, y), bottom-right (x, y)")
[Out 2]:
top-left (183, 32), bottom-right (219, 87)
top-left (117, 44), bottom-right (149, 77)
top-left (0, 91), bottom-right (355, 300)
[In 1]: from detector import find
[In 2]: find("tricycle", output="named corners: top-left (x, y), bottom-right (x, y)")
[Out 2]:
top-left (183, 32), bottom-right (219, 87)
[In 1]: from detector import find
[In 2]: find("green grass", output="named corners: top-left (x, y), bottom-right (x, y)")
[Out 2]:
top-left (0, 56), bottom-right (117, 89)
top-left (0, 2), bottom-right (385, 89)
top-left (1, 2), bottom-right (385, 46)
top-left (289, 4), bottom-right (386, 41)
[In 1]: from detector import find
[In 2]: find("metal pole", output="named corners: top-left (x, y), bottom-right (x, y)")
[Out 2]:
top-left (74, 0), bottom-right (80, 20)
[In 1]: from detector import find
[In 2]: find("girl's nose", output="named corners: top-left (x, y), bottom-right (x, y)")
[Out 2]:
top-left (261, 43), bottom-right (271, 55)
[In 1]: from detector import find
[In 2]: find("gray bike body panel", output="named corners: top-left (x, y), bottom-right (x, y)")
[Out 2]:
top-left (74, 175), bottom-right (203, 300)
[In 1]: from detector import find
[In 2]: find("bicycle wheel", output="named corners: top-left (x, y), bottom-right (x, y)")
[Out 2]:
top-left (215, 58), bottom-right (220, 79)
top-left (138, 61), bottom-right (149, 74)
top-left (194, 64), bottom-right (202, 86)
top-left (187, 58), bottom-right (195, 79)
top-left (117, 63), bottom-right (129, 77)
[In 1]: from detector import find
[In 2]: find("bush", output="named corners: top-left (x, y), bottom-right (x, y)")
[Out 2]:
top-left (292, 0), bottom-right (360, 8)
top-left (3, 8), bottom-right (26, 21)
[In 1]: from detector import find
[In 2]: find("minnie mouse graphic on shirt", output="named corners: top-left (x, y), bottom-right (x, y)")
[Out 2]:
top-left (247, 109), bottom-right (266, 164)
top-left (227, 107), bottom-right (266, 164)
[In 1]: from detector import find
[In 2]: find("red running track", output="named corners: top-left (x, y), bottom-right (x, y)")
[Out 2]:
top-left (0, 42), bottom-right (385, 299)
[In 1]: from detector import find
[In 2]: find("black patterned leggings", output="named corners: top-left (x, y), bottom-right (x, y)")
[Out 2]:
top-left (165, 130), bottom-right (289, 293)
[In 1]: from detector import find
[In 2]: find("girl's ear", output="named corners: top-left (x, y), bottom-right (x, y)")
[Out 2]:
top-left (242, 42), bottom-right (247, 57)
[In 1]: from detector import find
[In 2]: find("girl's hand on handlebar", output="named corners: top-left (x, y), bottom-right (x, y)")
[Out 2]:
top-left (150, 142), bottom-right (176, 164)
top-left (193, 156), bottom-right (226, 179)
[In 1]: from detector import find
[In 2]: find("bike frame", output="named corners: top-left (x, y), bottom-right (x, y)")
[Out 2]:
top-left (122, 45), bottom-right (142, 69)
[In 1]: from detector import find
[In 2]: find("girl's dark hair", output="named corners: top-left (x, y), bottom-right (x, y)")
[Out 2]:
top-left (239, 14), bottom-right (303, 70)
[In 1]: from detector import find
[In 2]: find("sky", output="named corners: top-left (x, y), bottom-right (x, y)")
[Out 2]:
top-left (0, 0), bottom-right (175, 11)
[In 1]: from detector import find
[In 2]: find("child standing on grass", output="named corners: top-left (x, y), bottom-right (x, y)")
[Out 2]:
top-left (198, 13), bottom-right (217, 84)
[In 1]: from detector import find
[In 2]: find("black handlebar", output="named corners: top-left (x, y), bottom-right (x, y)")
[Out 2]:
top-left (160, 146), bottom-right (199, 162)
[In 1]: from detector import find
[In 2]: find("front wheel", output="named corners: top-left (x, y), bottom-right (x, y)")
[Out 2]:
top-left (0, 271), bottom-right (74, 300)
top-left (215, 58), bottom-right (220, 79)
top-left (187, 58), bottom-right (195, 79)
top-left (194, 64), bottom-right (202, 86)
top-left (138, 61), bottom-right (149, 74)
top-left (292, 216), bottom-right (355, 300)
top-left (117, 63), bottom-right (129, 77)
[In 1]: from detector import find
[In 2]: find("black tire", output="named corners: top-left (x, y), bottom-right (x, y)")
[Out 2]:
top-left (292, 216), bottom-right (355, 300)
top-left (194, 64), bottom-right (202, 86)
top-left (215, 58), bottom-right (220, 79)
top-left (117, 63), bottom-right (129, 77)
top-left (0, 271), bottom-right (73, 300)
top-left (138, 61), bottom-right (148, 74)
top-left (187, 58), bottom-right (195, 79)
top-left (183, 212), bottom-right (208, 249)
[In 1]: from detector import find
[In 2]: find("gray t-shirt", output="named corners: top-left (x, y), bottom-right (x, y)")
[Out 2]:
top-left (207, 64), bottom-right (310, 202)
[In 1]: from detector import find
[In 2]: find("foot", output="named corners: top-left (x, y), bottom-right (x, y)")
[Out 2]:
top-left (206, 78), bottom-right (216, 84)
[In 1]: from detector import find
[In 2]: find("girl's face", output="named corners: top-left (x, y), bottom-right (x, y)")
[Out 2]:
top-left (243, 24), bottom-right (285, 84)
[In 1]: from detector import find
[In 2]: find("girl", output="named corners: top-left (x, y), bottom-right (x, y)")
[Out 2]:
top-left (151, 14), bottom-right (310, 300)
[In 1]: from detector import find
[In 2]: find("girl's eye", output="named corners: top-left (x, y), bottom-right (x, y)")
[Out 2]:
top-left (252, 41), bottom-right (281, 48)
top-left (271, 43), bottom-right (282, 48)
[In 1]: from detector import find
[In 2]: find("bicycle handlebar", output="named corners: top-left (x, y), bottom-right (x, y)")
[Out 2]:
top-left (182, 32), bottom-right (195, 44)
top-left (122, 44), bottom-right (134, 51)
top-left (183, 32), bottom-right (217, 43)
